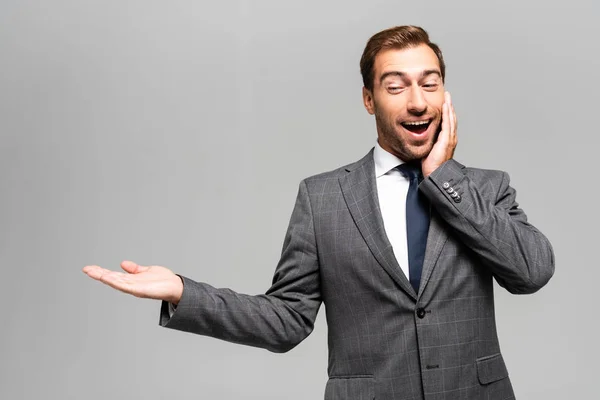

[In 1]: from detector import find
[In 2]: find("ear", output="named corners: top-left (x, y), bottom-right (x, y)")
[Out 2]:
top-left (362, 86), bottom-right (375, 115)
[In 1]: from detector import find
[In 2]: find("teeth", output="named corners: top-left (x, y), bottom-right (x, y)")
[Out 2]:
top-left (403, 120), bottom-right (430, 126)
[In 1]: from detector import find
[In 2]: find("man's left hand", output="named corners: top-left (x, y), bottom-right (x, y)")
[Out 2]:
top-left (422, 91), bottom-right (457, 177)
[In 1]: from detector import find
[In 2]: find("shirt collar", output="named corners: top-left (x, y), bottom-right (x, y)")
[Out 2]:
top-left (374, 140), bottom-right (405, 178)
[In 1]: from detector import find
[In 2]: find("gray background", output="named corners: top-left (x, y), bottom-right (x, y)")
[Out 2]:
top-left (1, 0), bottom-right (597, 399)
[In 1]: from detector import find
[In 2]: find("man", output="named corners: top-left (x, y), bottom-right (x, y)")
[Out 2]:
top-left (83, 25), bottom-right (554, 400)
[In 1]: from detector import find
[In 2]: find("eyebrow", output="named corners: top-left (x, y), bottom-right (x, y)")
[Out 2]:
top-left (379, 69), bottom-right (441, 85)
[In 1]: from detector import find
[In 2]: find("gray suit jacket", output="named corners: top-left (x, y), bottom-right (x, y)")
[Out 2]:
top-left (160, 150), bottom-right (555, 400)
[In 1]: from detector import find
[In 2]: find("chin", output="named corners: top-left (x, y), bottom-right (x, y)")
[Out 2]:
top-left (392, 135), bottom-right (434, 160)
top-left (407, 148), bottom-right (431, 161)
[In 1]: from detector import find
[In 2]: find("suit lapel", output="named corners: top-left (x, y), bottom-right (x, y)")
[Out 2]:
top-left (417, 162), bottom-right (468, 296)
top-left (339, 150), bottom-right (417, 300)
top-left (417, 210), bottom-right (449, 297)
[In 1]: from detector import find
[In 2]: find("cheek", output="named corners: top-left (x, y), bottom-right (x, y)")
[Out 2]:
top-left (376, 97), bottom-right (407, 119)
top-left (426, 92), bottom-right (445, 111)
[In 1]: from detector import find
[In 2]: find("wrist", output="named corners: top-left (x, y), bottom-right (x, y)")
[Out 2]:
top-left (422, 157), bottom-right (452, 178)
top-left (169, 275), bottom-right (184, 305)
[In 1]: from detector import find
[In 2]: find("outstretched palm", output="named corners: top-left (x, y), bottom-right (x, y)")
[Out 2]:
top-left (82, 261), bottom-right (183, 304)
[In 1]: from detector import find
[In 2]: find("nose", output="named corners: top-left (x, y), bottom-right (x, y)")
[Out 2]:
top-left (407, 85), bottom-right (427, 114)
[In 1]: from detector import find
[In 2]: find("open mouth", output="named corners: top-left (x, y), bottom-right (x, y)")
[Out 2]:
top-left (401, 119), bottom-right (431, 135)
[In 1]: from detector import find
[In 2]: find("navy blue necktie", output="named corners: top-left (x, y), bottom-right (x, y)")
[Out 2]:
top-left (397, 162), bottom-right (430, 293)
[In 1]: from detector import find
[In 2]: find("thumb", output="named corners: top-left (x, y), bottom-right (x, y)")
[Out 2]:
top-left (121, 260), bottom-right (149, 274)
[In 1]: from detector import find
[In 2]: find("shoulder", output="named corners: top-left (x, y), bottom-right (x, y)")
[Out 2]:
top-left (301, 148), bottom-right (374, 189)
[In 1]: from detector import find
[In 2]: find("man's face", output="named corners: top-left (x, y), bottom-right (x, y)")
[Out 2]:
top-left (363, 44), bottom-right (445, 162)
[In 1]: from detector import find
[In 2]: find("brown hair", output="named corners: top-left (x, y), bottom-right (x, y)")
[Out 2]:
top-left (360, 25), bottom-right (445, 91)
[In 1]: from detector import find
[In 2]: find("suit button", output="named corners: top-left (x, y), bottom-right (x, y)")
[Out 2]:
top-left (454, 195), bottom-right (462, 203)
top-left (442, 182), bottom-right (450, 189)
top-left (416, 308), bottom-right (426, 319)
top-left (447, 187), bottom-right (454, 193)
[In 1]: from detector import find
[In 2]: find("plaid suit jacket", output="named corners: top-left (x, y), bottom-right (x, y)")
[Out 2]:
top-left (160, 149), bottom-right (555, 400)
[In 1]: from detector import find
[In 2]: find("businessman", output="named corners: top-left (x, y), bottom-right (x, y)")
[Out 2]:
top-left (83, 25), bottom-right (555, 400)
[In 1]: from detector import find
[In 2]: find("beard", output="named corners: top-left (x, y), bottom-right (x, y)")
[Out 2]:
top-left (374, 105), bottom-right (440, 162)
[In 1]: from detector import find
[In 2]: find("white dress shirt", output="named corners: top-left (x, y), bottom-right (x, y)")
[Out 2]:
top-left (373, 140), bottom-right (411, 279)
top-left (169, 141), bottom-right (412, 316)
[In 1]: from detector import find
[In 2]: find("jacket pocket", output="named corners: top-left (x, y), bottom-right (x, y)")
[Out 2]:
top-left (476, 353), bottom-right (509, 385)
top-left (325, 375), bottom-right (375, 400)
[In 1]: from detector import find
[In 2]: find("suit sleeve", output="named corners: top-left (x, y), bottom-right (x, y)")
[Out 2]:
top-left (419, 159), bottom-right (555, 294)
top-left (158, 180), bottom-right (322, 353)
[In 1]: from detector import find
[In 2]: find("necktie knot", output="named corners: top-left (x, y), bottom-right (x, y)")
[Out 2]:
top-left (396, 162), bottom-right (423, 182)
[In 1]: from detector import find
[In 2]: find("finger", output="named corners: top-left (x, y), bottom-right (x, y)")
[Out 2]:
top-left (446, 91), bottom-right (457, 146)
top-left (442, 92), bottom-right (451, 134)
top-left (453, 104), bottom-right (457, 132)
top-left (445, 92), bottom-right (453, 125)
top-left (83, 265), bottom-right (147, 297)
top-left (83, 265), bottom-right (115, 280)
top-left (97, 271), bottom-right (139, 295)
top-left (86, 266), bottom-right (128, 283)
top-left (440, 103), bottom-right (450, 144)
top-left (451, 103), bottom-right (458, 145)
top-left (451, 95), bottom-right (457, 128)
top-left (121, 260), bottom-right (149, 274)
top-left (82, 265), bottom-right (97, 274)
top-left (448, 99), bottom-right (455, 137)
